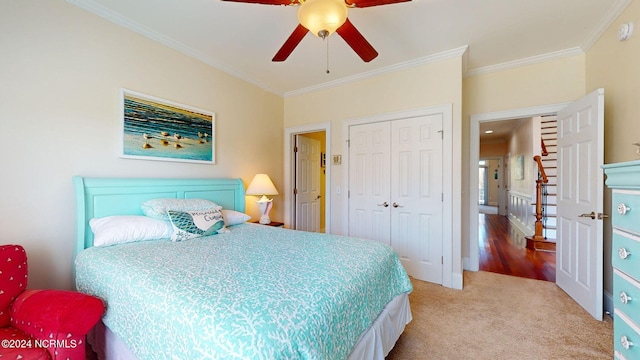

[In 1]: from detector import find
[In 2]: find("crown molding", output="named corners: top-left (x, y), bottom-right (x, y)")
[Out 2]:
top-left (285, 45), bottom-right (469, 97)
top-left (66, 0), bottom-right (282, 96)
top-left (466, 0), bottom-right (632, 78)
top-left (465, 47), bottom-right (584, 78)
top-left (581, 0), bottom-right (633, 51)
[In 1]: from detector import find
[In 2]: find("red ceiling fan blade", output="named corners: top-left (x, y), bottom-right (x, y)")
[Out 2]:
top-left (336, 18), bottom-right (378, 62)
top-left (221, 0), bottom-right (295, 5)
top-left (346, 0), bottom-right (410, 7)
top-left (272, 24), bottom-right (309, 62)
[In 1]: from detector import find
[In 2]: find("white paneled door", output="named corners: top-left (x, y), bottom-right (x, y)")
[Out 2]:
top-left (348, 122), bottom-right (392, 244)
top-left (556, 88), bottom-right (604, 320)
top-left (295, 135), bottom-right (321, 232)
top-left (348, 114), bottom-right (443, 284)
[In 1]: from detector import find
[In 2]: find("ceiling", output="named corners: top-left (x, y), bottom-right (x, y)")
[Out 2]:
top-left (479, 119), bottom-right (523, 143)
top-left (67, 0), bottom-right (630, 96)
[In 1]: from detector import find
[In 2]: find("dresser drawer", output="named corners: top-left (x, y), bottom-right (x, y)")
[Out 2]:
top-left (613, 190), bottom-right (640, 235)
top-left (615, 269), bottom-right (640, 322)
top-left (613, 230), bottom-right (640, 279)
top-left (615, 309), bottom-right (640, 359)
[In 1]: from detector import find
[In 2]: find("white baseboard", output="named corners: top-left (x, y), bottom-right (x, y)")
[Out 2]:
top-left (452, 272), bottom-right (463, 290)
top-left (463, 256), bottom-right (472, 271)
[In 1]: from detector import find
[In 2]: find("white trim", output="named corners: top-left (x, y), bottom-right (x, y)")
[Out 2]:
top-left (581, 0), bottom-right (633, 51)
top-left (285, 46), bottom-right (468, 97)
top-left (452, 272), bottom-right (463, 291)
top-left (342, 104), bottom-right (456, 288)
top-left (468, 103), bottom-right (569, 272)
top-left (466, 48), bottom-right (584, 78)
top-left (284, 122), bottom-right (332, 233)
top-left (464, 0), bottom-right (631, 78)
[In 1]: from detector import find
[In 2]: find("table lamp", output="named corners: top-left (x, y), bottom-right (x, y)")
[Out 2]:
top-left (246, 174), bottom-right (279, 224)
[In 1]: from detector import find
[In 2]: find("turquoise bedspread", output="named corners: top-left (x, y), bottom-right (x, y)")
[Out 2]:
top-left (75, 223), bottom-right (412, 359)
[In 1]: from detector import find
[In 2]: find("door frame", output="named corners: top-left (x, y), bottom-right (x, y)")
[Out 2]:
top-left (342, 104), bottom-right (456, 288)
top-left (284, 123), bottom-right (331, 233)
top-left (467, 102), bottom-right (569, 271)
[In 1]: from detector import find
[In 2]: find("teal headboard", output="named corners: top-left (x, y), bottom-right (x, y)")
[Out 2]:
top-left (73, 176), bottom-right (246, 258)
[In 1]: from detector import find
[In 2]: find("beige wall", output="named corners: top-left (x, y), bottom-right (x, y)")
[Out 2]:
top-left (587, 0), bottom-right (640, 164)
top-left (0, 1), bottom-right (284, 289)
top-left (586, 0), bottom-right (640, 299)
top-left (463, 56), bottom-right (586, 116)
top-left (480, 141), bottom-right (508, 158)
top-left (508, 119), bottom-right (535, 195)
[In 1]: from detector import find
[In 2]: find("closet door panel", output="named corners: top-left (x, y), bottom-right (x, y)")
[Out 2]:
top-left (348, 122), bottom-right (391, 245)
top-left (391, 115), bottom-right (443, 284)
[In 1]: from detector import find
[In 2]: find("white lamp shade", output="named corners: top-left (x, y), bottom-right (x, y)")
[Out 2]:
top-left (246, 174), bottom-right (279, 197)
top-left (297, 0), bottom-right (348, 37)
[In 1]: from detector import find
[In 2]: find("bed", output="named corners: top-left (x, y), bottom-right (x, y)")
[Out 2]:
top-left (73, 176), bottom-right (412, 359)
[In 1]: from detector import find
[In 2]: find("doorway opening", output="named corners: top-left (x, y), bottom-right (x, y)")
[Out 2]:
top-left (476, 118), bottom-right (556, 281)
top-left (478, 158), bottom-right (500, 215)
top-left (479, 160), bottom-right (488, 205)
top-left (468, 104), bottom-right (567, 279)
top-left (284, 123), bottom-right (331, 233)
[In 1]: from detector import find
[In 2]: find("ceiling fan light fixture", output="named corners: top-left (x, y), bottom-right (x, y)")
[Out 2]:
top-left (297, 0), bottom-right (348, 37)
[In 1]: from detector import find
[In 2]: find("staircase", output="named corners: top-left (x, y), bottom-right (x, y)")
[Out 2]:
top-left (526, 116), bottom-right (557, 252)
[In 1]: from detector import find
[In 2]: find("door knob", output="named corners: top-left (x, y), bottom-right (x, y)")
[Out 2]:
top-left (579, 212), bottom-right (596, 219)
top-left (377, 202), bottom-right (389, 207)
top-left (392, 202), bottom-right (403, 208)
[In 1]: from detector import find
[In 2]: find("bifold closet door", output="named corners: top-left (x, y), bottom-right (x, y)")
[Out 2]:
top-left (348, 115), bottom-right (443, 284)
top-left (390, 114), bottom-right (443, 284)
top-left (348, 121), bottom-right (392, 245)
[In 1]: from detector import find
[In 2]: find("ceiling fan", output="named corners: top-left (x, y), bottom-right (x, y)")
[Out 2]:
top-left (222, 0), bottom-right (411, 62)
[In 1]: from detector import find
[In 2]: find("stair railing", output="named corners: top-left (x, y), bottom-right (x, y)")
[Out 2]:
top-left (541, 138), bottom-right (549, 156)
top-left (533, 155), bottom-right (548, 240)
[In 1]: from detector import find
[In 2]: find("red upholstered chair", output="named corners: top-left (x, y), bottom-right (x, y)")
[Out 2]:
top-left (0, 244), bottom-right (104, 359)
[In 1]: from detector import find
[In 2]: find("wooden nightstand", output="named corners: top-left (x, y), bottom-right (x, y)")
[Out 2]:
top-left (252, 221), bottom-right (284, 228)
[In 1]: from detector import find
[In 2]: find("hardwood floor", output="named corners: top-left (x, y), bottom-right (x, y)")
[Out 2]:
top-left (479, 213), bottom-right (556, 282)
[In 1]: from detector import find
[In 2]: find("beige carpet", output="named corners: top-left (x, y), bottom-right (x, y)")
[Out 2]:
top-left (386, 271), bottom-right (612, 360)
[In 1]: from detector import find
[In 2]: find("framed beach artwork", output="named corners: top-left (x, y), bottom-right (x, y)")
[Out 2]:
top-left (514, 154), bottom-right (525, 180)
top-left (120, 89), bottom-right (215, 164)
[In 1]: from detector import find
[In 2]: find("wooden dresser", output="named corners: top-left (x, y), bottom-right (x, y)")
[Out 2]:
top-left (603, 160), bottom-right (640, 359)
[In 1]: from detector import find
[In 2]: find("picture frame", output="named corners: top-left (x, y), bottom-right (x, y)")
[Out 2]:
top-left (120, 89), bottom-right (215, 164)
top-left (514, 154), bottom-right (525, 180)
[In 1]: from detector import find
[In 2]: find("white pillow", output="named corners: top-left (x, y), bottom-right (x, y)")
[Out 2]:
top-left (141, 198), bottom-right (220, 220)
top-left (222, 209), bottom-right (251, 226)
top-left (90, 216), bottom-right (173, 246)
